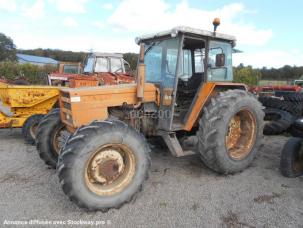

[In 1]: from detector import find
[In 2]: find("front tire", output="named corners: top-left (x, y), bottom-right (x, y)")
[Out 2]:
top-left (36, 109), bottom-right (69, 168)
top-left (280, 137), bottom-right (303, 177)
top-left (57, 120), bottom-right (151, 211)
top-left (22, 114), bottom-right (44, 144)
top-left (197, 90), bottom-right (264, 174)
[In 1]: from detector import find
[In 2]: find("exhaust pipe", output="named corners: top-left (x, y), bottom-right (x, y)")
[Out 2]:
top-left (136, 43), bottom-right (146, 102)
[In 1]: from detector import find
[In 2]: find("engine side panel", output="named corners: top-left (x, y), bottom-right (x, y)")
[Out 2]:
top-left (59, 83), bottom-right (159, 130)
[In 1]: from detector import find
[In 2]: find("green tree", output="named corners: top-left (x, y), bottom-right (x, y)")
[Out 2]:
top-left (233, 64), bottom-right (259, 86)
top-left (0, 61), bottom-right (56, 84)
top-left (0, 33), bottom-right (16, 61)
top-left (123, 53), bottom-right (138, 70)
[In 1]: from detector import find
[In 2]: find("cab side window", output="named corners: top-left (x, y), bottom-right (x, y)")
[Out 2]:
top-left (95, 57), bottom-right (109, 72)
top-left (179, 49), bottom-right (192, 82)
top-left (207, 41), bottom-right (233, 81)
top-left (110, 58), bottom-right (123, 73)
top-left (83, 57), bottom-right (94, 73)
top-left (194, 49), bottom-right (205, 73)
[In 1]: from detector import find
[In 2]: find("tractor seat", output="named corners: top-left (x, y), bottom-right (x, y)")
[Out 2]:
top-left (178, 73), bottom-right (204, 94)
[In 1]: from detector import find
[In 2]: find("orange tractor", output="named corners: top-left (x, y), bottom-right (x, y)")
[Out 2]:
top-left (36, 20), bottom-right (264, 211)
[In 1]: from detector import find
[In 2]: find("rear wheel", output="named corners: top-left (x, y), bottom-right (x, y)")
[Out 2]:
top-left (280, 137), bottom-right (303, 177)
top-left (58, 120), bottom-right (151, 211)
top-left (36, 109), bottom-right (69, 168)
top-left (197, 90), bottom-right (264, 174)
top-left (22, 114), bottom-right (44, 144)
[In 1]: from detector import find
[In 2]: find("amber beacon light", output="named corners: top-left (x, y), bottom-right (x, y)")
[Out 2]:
top-left (213, 18), bottom-right (221, 32)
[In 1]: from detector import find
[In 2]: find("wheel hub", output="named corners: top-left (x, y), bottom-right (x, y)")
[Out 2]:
top-left (226, 116), bottom-right (242, 150)
top-left (29, 123), bottom-right (38, 140)
top-left (53, 126), bottom-right (69, 154)
top-left (89, 149), bottom-right (124, 184)
top-left (85, 144), bottom-right (136, 196)
top-left (225, 109), bottom-right (256, 160)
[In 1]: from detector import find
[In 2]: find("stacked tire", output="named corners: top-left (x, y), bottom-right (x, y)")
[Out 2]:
top-left (262, 108), bottom-right (295, 135)
top-left (259, 96), bottom-right (302, 117)
top-left (259, 93), bottom-right (303, 136)
top-left (258, 92), bottom-right (303, 178)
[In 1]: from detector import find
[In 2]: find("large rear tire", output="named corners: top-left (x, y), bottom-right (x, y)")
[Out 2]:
top-left (57, 120), bottom-right (151, 211)
top-left (280, 137), bottom-right (303, 177)
top-left (36, 109), bottom-right (69, 168)
top-left (197, 90), bottom-right (264, 174)
top-left (22, 114), bottom-right (44, 145)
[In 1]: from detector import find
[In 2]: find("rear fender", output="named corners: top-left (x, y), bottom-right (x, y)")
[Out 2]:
top-left (182, 82), bottom-right (247, 131)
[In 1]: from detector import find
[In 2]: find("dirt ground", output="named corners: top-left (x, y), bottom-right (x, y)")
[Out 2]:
top-left (0, 129), bottom-right (302, 227)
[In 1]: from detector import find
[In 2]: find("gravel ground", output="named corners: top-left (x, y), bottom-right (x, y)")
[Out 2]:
top-left (0, 129), bottom-right (303, 228)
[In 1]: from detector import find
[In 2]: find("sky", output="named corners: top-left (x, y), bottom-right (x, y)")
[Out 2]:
top-left (0, 0), bottom-right (302, 68)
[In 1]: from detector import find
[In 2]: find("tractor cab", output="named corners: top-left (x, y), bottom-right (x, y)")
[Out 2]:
top-left (136, 26), bottom-right (237, 131)
top-left (83, 52), bottom-right (131, 74)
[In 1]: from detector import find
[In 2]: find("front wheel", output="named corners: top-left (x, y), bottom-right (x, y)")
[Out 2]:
top-left (22, 114), bottom-right (44, 144)
top-left (57, 120), bottom-right (151, 211)
top-left (36, 109), bottom-right (69, 168)
top-left (197, 90), bottom-right (264, 174)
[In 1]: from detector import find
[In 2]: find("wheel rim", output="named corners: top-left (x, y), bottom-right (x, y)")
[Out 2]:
top-left (85, 144), bottom-right (136, 196)
top-left (29, 123), bottom-right (38, 140)
top-left (226, 109), bottom-right (257, 160)
top-left (293, 144), bottom-right (303, 173)
top-left (52, 126), bottom-right (68, 155)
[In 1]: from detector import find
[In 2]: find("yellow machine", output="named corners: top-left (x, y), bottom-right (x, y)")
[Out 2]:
top-left (0, 81), bottom-right (58, 144)
top-left (37, 21), bottom-right (264, 211)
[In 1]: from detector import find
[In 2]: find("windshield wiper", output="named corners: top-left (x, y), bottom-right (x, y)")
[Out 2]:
top-left (145, 41), bottom-right (160, 55)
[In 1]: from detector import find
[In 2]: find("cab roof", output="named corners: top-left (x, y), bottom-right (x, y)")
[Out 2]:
top-left (136, 26), bottom-right (236, 45)
top-left (90, 52), bottom-right (124, 58)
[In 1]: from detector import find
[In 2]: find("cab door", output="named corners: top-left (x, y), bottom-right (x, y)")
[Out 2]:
top-left (172, 36), bottom-right (206, 130)
top-left (144, 37), bottom-right (181, 131)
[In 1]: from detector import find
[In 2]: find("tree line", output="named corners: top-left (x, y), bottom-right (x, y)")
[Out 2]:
top-left (233, 64), bottom-right (303, 86)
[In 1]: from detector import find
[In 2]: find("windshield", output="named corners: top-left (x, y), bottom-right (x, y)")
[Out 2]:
top-left (144, 38), bottom-right (180, 88)
top-left (63, 65), bottom-right (79, 74)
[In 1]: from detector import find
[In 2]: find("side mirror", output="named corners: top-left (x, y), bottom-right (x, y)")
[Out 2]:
top-left (215, 54), bottom-right (225, 67)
